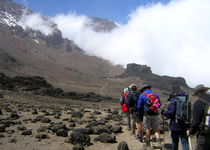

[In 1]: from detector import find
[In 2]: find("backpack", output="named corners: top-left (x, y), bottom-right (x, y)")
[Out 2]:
top-left (175, 95), bottom-right (191, 123)
top-left (199, 99), bottom-right (210, 135)
top-left (144, 92), bottom-right (161, 115)
top-left (127, 91), bottom-right (139, 112)
top-left (119, 92), bottom-right (129, 112)
top-left (125, 92), bottom-right (136, 108)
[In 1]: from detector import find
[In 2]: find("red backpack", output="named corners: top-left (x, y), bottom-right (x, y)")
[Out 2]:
top-left (143, 92), bottom-right (161, 115)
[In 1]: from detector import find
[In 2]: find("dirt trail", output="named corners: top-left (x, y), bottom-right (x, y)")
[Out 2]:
top-left (0, 91), bottom-right (196, 150)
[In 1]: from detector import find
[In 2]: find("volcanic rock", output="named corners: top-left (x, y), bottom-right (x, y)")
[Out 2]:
top-left (0, 124), bottom-right (6, 132)
top-left (96, 133), bottom-right (116, 143)
top-left (111, 126), bottom-right (122, 133)
top-left (66, 131), bottom-right (91, 146)
top-left (118, 141), bottom-right (129, 150)
top-left (21, 130), bottom-right (32, 135)
top-left (35, 133), bottom-right (48, 139)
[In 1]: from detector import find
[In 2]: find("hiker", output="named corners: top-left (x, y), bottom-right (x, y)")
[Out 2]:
top-left (138, 84), bottom-right (162, 149)
top-left (120, 88), bottom-right (131, 130)
top-left (128, 84), bottom-right (144, 141)
top-left (187, 84), bottom-right (210, 150)
top-left (161, 86), bottom-right (190, 150)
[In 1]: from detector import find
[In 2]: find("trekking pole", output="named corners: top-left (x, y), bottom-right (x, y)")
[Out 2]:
top-left (188, 136), bottom-right (192, 150)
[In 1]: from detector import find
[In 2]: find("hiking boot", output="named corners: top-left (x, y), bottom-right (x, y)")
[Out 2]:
top-left (139, 136), bottom-right (145, 143)
top-left (134, 134), bottom-right (145, 143)
top-left (152, 138), bottom-right (162, 149)
top-left (143, 140), bottom-right (151, 150)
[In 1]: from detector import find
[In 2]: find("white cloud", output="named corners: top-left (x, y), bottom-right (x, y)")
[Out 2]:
top-left (19, 0), bottom-right (210, 88)
top-left (18, 13), bottom-right (55, 35)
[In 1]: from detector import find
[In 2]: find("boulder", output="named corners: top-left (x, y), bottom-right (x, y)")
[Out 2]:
top-left (35, 133), bottom-right (48, 139)
top-left (0, 124), bottom-right (6, 132)
top-left (56, 129), bottom-right (68, 137)
top-left (97, 133), bottom-right (116, 143)
top-left (71, 111), bottom-right (83, 118)
top-left (21, 130), bottom-right (32, 135)
top-left (73, 128), bottom-right (93, 135)
top-left (118, 141), bottom-right (129, 150)
top-left (66, 132), bottom-right (91, 146)
top-left (111, 126), bottom-right (122, 133)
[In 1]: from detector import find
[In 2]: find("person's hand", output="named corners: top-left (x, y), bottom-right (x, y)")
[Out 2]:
top-left (186, 130), bottom-right (190, 136)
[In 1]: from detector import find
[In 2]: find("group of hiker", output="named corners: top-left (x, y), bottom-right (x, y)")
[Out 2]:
top-left (120, 83), bottom-right (210, 150)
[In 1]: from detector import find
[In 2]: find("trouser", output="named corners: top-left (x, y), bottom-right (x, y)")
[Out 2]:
top-left (196, 134), bottom-right (210, 150)
top-left (124, 111), bottom-right (136, 131)
top-left (171, 130), bottom-right (188, 150)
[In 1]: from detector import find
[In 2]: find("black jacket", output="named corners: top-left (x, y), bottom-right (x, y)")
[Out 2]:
top-left (189, 94), bottom-right (210, 135)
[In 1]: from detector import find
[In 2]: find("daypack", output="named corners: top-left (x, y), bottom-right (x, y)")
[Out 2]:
top-left (125, 92), bottom-right (136, 108)
top-left (199, 99), bottom-right (210, 135)
top-left (144, 92), bottom-right (161, 115)
top-left (127, 91), bottom-right (139, 112)
top-left (120, 92), bottom-right (129, 112)
top-left (175, 95), bottom-right (191, 123)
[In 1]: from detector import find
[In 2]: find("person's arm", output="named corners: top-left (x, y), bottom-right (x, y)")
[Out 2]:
top-left (162, 99), bottom-right (176, 119)
top-left (137, 94), bottom-right (145, 110)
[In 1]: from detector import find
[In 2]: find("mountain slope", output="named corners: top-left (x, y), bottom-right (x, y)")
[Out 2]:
top-left (0, 0), bottom-right (193, 100)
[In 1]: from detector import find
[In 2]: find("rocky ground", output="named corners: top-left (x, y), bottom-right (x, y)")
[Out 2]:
top-left (0, 90), bottom-right (196, 150)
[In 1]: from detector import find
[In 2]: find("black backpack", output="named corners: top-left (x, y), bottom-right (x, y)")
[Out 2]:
top-left (199, 99), bottom-right (210, 134)
top-left (175, 95), bottom-right (191, 123)
top-left (125, 91), bottom-right (139, 111)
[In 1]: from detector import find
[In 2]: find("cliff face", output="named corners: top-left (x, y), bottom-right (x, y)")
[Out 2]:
top-left (118, 63), bottom-right (189, 91)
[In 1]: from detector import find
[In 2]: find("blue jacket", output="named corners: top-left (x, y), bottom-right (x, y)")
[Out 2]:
top-left (138, 89), bottom-right (160, 115)
top-left (162, 92), bottom-right (190, 131)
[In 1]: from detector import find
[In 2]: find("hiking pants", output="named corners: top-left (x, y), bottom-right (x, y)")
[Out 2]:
top-left (171, 130), bottom-right (188, 150)
top-left (196, 134), bottom-right (210, 150)
top-left (124, 111), bottom-right (136, 131)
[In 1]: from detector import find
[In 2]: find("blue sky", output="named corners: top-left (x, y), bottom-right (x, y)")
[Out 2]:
top-left (13, 0), bottom-right (170, 24)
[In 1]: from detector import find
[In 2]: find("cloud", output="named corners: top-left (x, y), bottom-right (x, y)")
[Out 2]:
top-left (19, 0), bottom-right (210, 88)
top-left (18, 13), bottom-right (55, 35)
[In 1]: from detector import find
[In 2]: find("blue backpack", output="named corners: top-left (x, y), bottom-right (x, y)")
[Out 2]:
top-left (175, 95), bottom-right (191, 123)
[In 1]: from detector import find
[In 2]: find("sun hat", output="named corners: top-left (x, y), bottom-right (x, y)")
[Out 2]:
top-left (129, 84), bottom-right (137, 91)
top-left (193, 84), bottom-right (210, 96)
top-left (140, 84), bottom-right (151, 91)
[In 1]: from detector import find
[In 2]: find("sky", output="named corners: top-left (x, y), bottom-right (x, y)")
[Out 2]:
top-left (13, 0), bottom-right (210, 88)
top-left (13, 0), bottom-right (170, 24)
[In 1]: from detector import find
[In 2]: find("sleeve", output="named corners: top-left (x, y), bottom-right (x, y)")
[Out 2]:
top-left (162, 99), bottom-right (176, 119)
top-left (189, 101), bottom-right (204, 135)
top-left (137, 94), bottom-right (145, 110)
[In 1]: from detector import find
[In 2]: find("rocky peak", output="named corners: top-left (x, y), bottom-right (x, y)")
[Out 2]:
top-left (126, 63), bottom-right (152, 76)
top-left (86, 17), bottom-right (119, 32)
top-left (118, 63), bottom-right (189, 91)
top-left (0, 0), bottom-right (28, 19)
top-left (119, 63), bottom-right (152, 77)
